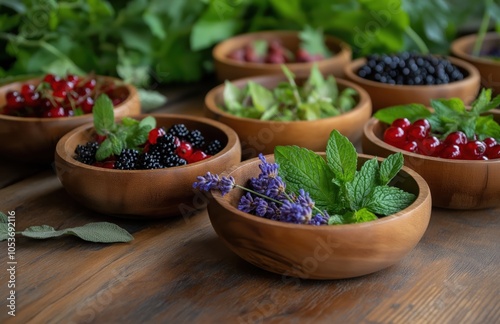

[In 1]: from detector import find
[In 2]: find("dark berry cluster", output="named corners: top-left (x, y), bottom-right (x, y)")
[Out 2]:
top-left (74, 124), bottom-right (225, 169)
top-left (1, 73), bottom-right (126, 118)
top-left (384, 118), bottom-right (500, 160)
top-left (357, 52), bottom-right (466, 85)
top-left (194, 154), bottom-right (329, 226)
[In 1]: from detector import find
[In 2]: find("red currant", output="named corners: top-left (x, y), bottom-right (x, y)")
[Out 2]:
top-left (419, 136), bottom-right (443, 156)
top-left (147, 127), bottom-right (167, 145)
top-left (383, 126), bottom-right (406, 148)
top-left (406, 124), bottom-right (427, 141)
top-left (176, 141), bottom-right (193, 159)
top-left (42, 106), bottom-right (66, 118)
top-left (81, 97), bottom-right (94, 114)
top-left (486, 144), bottom-right (500, 160)
top-left (20, 84), bottom-right (36, 96)
top-left (483, 137), bottom-right (497, 148)
top-left (444, 131), bottom-right (468, 146)
top-left (463, 140), bottom-right (487, 159)
top-left (413, 119), bottom-right (431, 132)
top-left (187, 150), bottom-right (210, 163)
top-left (23, 91), bottom-right (41, 107)
top-left (6, 91), bottom-right (24, 109)
top-left (402, 140), bottom-right (418, 153)
top-left (439, 144), bottom-right (462, 159)
top-left (391, 118), bottom-right (411, 129)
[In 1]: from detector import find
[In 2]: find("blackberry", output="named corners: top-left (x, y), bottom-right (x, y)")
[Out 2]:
top-left (205, 139), bottom-right (223, 155)
top-left (186, 130), bottom-right (205, 148)
top-left (357, 52), bottom-right (466, 86)
top-left (115, 149), bottom-right (139, 170)
top-left (167, 124), bottom-right (189, 139)
top-left (137, 151), bottom-right (164, 170)
top-left (150, 133), bottom-right (177, 156)
top-left (74, 141), bottom-right (99, 165)
top-left (164, 154), bottom-right (187, 168)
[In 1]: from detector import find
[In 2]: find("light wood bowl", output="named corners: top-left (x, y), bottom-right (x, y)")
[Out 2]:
top-left (0, 76), bottom-right (140, 164)
top-left (343, 56), bottom-right (481, 111)
top-left (450, 32), bottom-right (500, 96)
top-left (54, 114), bottom-right (241, 218)
top-left (362, 114), bottom-right (500, 209)
top-left (207, 153), bottom-right (431, 279)
top-left (213, 30), bottom-right (352, 81)
top-left (204, 74), bottom-right (372, 159)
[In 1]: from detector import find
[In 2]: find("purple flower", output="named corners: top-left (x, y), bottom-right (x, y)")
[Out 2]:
top-left (265, 176), bottom-right (286, 199)
top-left (279, 200), bottom-right (312, 224)
top-left (255, 197), bottom-right (270, 217)
top-left (238, 192), bottom-right (256, 213)
top-left (297, 189), bottom-right (314, 209)
top-left (258, 153), bottom-right (278, 177)
top-left (193, 172), bottom-right (235, 196)
top-left (308, 211), bottom-right (329, 226)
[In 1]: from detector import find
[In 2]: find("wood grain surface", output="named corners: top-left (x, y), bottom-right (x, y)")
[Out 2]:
top-left (0, 81), bottom-right (499, 324)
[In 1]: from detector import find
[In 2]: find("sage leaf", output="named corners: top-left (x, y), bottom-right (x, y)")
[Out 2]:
top-left (93, 94), bottom-right (115, 135)
top-left (275, 145), bottom-right (337, 212)
top-left (326, 130), bottom-right (357, 185)
top-left (379, 152), bottom-right (404, 186)
top-left (366, 186), bottom-right (416, 216)
top-left (0, 212), bottom-right (7, 222)
top-left (0, 223), bottom-right (8, 241)
top-left (21, 225), bottom-right (63, 239)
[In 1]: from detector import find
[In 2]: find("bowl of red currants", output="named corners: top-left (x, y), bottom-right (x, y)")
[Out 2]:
top-left (213, 29), bottom-right (352, 81)
top-left (0, 73), bottom-right (140, 163)
top-left (344, 52), bottom-right (481, 111)
top-left (54, 113), bottom-right (241, 218)
top-left (362, 89), bottom-right (500, 209)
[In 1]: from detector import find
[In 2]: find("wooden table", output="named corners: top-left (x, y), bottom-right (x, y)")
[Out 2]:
top-left (1, 81), bottom-right (499, 324)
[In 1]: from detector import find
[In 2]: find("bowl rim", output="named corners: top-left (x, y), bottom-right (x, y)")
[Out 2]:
top-left (363, 116), bottom-right (500, 164)
top-left (212, 30), bottom-right (352, 68)
top-left (450, 32), bottom-right (500, 65)
top-left (204, 74), bottom-right (372, 124)
top-left (210, 152), bottom-right (431, 231)
top-left (0, 75), bottom-right (137, 123)
top-left (343, 55), bottom-right (481, 91)
top-left (55, 113), bottom-right (241, 173)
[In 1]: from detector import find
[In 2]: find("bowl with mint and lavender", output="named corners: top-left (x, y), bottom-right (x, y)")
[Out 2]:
top-left (204, 64), bottom-right (372, 159)
top-left (194, 131), bottom-right (431, 279)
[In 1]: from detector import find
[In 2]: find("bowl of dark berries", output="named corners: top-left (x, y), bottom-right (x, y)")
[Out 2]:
top-left (362, 89), bottom-right (500, 209)
top-left (0, 73), bottom-right (140, 163)
top-left (213, 28), bottom-right (352, 81)
top-left (205, 65), bottom-right (372, 159)
top-left (344, 52), bottom-right (481, 111)
top-left (54, 98), bottom-right (241, 218)
top-left (451, 32), bottom-right (500, 96)
top-left (195, 131), bottom-right (431, 279)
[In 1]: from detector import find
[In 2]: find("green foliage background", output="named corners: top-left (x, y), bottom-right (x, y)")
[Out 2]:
top-left (0, 0), bottom-right (491, 86)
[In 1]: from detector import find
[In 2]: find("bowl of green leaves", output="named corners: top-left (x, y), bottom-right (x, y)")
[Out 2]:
top-left (194, 131), bottom-right (431, 279)
top-left (204, 65), bottom-right (372, 159)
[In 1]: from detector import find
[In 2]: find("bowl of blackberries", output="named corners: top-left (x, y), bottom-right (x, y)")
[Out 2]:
top-left (54, 97), bottom-right (241, 218)
top-left (362, 88), bottom-right (500, 209)
top-left (213, 28), bottom-right (352, 81)
top-left (344, 52), bottom-right (481, 111)
top-left (0, 73), bottom-right (140, 163)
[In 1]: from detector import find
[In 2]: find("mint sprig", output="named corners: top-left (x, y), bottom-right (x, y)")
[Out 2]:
top-left (275, 130), bottom-right (416, 224)
top-left (93, 94), bottom-right (154, 161)
top-left (0, 212), bottom-right (133, 243)
top-left (373, 88), bottom-right (500, 141)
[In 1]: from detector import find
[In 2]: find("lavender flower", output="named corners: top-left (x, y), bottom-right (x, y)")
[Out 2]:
top-left (279, 200), bottom-right (312, 224)
top-left (238, 192), bottom-right (256, 213)
top-left (258, 153), bottom-right (278, 177)
top-left (297, 189), bottom-right (314, 209)
top-left (193, 172), bottom-right (235, 196)
top-left (308, 211), bottom-right (329, 226)
top-left (255, 197), bottom-right (270, 217)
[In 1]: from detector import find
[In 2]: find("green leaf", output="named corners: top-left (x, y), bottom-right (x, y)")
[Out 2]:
top-left (138, 89), bottom-right (167, 112)
top-left (299, 25), bottom-right (331, 57)
top-left (138, 115), bottom-right (156, 130)
top-left (471, 88), bottom-right (492, 115)
top-left (248, 82), bottom-right (275, 113)
top-left (252, 40), bottom-right (268, 58)
top-left (93, 94), bottom-right (115, 135)
top-left (379, 153), bottom-right (404, 186)
top-left (274, 145), bottom-right (337, 212)
top-left (342, 208), bottom-right (378, 224)
top-left (223, 80), bottom-right (243, 111)
top-left (143, 11), bottom-right (166, 39)
top-left (374, 104), bottom-right (431, 124)
top-left (345, 158), bottom-right (379, 210)
top-left (328, 214), bottom-right (344, 225)
top-left (475, 115), bottom-right (500, 141)
top-left (191, 19), bottom-right (241, 51)
top-left (430, 98), bottom-right (466, 117)
top-left (326, 130), bottom-right (357, 185)
top-left (21, 225), bottom-right (63, 239)
top-left (95, 138), bottom-right (114, 161)
top-left (366, 186), bottom-right (416, 216)
top-left (0, 223), bottom-right (9, 241)
top-left (109, 133), bottom-right (124, 156)
top-left (0, 212), bottom-right (8, 222)
top-left (121, 117), bottom-right (139, 127)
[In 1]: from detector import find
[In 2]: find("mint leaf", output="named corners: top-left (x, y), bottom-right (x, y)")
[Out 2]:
top-left (470, 88), bottom-right (492, 115)
top-left (342, 208), bottom-right (378, 224)
top-left (248, 82), bottom-right (275, 113)
top-left (326, 130), bottom-right (357, 185)
top-left (138, 115), bottom-right (156, 130)
top-left (475, 115), bottom-right (500, 140)
top-left (430, 98), bottom-right (466, 117)
top-left (275, 145), bottom-right (337, 212)
top-left (328, 214), bottom-right (344, 225)
top-left (20, 222), bottom-right (133, 243)
top-left (345, 158), bottom-right (379, 210)
top-left (93, 94), bottom-right (115, 135)
top-left (121, 117), bottom-right (139, 127)
top-left (109, 133), bottom-right (124, 156)
top-left (379, 153), bottom-right (404, 185)
top-left (96, 138), bottom-right (114, 161)
top-left (223, 80), bottom-right (243, 111)
top-left (374, 104), bottom-right (431, 124)
top-left (366, 186), bottom-right (416, 216)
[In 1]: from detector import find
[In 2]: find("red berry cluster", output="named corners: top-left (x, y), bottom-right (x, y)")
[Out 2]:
top-left (1, 73), bottom-right (126, 118)
top-left (228, 40), bottom-right (324, 64)
top-left (383, 118), bottom-right (500, 160)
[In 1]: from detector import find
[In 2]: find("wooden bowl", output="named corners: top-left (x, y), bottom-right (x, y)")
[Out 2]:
top-left (213, 30), bottom-right (352, 81)
top-left (450, 32), bottom-right (500, 96)
top-left (54, 114), bottom-right (241, 218)
top-left (344, 56), bottom-right (481, 111)
top-left (204, 74), bottom-right (372, 159)
top-left (0, 76), bottom-right (140, 164)
top-left (362, 116), bottom-right (500, 209)
top-left (207, 153), bottom-right (431, 279)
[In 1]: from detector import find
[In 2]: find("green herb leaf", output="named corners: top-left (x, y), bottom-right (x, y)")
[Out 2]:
top-left (366, 186), bottom-right (416, 216)
top-left (248, 82), bottom-right (275, 113)
top-left (471, 88), bottom-right (492, 115)
top-left (138, 115), bottom-right (156, 130)
top-left (379, 153), bottom-right (404, 186)
top-left (374, 104), bottom-right (431, 124)
top-left (299, 25), bottom-right (331, 58)
top-left (342, 208), bottom-right (378, 224)
top-left (93, 94), bottom-right (115, 135)
top-left (138, 88), bottom-right (167, 112)
top-left (327, 214), bottom-right (344, 225)
top-left (95, 138), bottom-right (114, 161)
top-left (326, 130), bottom-right (357, 185)
top-left (475, 115), bottom-right (500, 140)
top-left (345, 158), bottom-right (379, 210)
top-left (275, 145), bottom-right (337, 212)
top-left (0, 212), bottom-right (8, 222)
top-left (0, 224), bottom-right (8, 241)
top-left (223, 80), bottom-right (244, 112)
